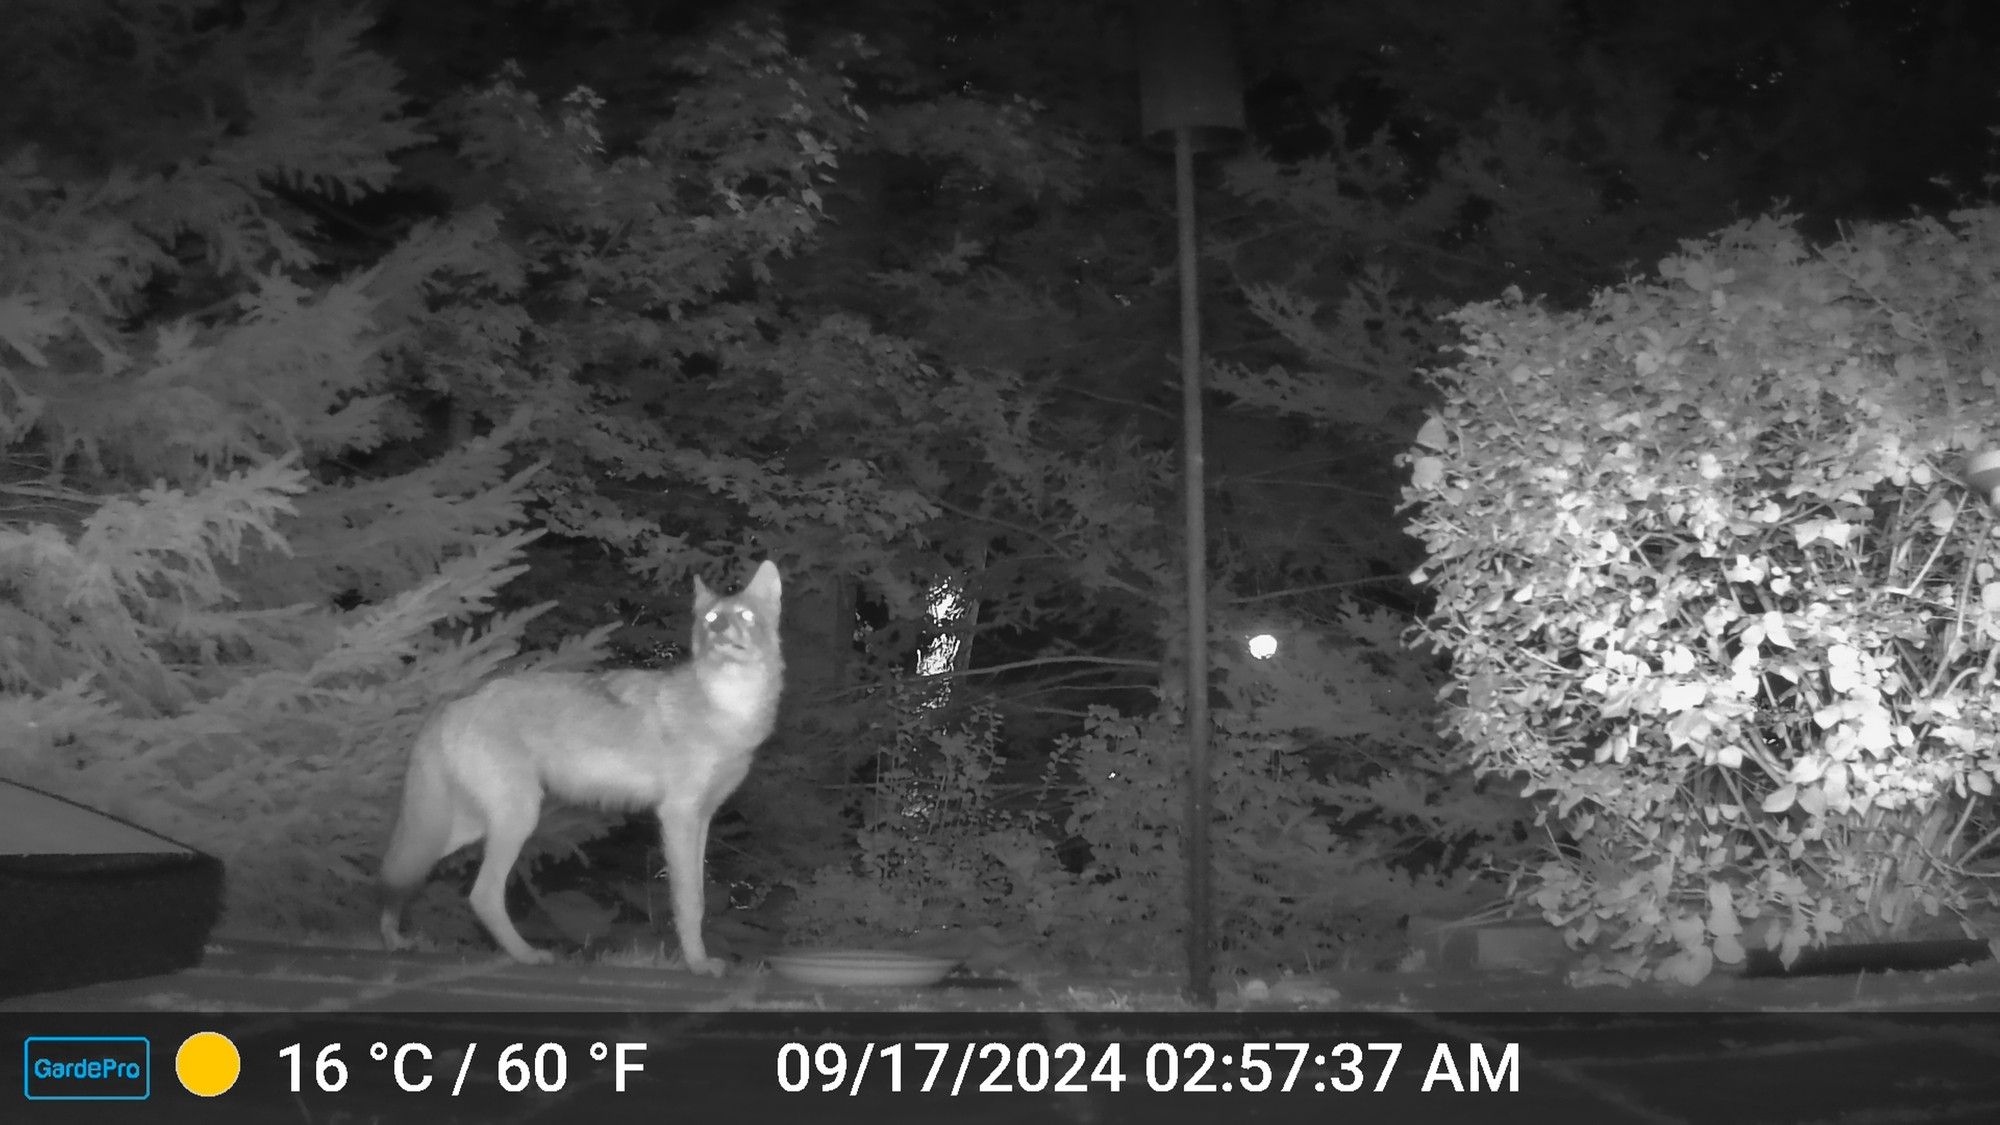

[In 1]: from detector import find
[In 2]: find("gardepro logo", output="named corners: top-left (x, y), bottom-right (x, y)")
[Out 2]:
top-left (23, 1036), bottom-right (150, 1101)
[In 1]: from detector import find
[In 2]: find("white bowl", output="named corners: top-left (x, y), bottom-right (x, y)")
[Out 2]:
top-left (767, 949), bottom-right (960, 987)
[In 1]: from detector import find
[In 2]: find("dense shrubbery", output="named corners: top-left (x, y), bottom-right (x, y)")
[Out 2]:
top-left (1403, 211), bottom-right (2000, 983)
top-left (788, 604), bottom-right (1525, 975)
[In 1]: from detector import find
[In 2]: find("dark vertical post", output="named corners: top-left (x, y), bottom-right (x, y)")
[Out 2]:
top-left (1137, 0), bottom-right (1242, 1009)
top-left (1173, 124), bottom-right (1214, 1006)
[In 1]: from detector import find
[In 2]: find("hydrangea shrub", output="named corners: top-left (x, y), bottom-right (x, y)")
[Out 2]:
top-left (1402, 210), bottom-right (2000, 983)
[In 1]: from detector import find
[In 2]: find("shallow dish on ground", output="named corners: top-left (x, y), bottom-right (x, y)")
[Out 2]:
top-left (767, 949), bottom-right (961, 987)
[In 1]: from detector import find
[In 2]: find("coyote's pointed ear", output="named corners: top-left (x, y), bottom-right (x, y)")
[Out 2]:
top-left (692, 574), bottom-right (717, 613)
top-left (742, 560), bottom-right (781, 612)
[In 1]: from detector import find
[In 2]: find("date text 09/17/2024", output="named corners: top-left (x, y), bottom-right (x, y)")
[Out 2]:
top-left (775, 1039), bottom-right (1521, 1097)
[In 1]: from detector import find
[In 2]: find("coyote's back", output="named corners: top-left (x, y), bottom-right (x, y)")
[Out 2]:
top-left (379, 560), bottom-right (784, 974)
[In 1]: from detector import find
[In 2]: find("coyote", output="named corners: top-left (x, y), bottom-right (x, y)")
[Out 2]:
top-left (379, 561), bottom-right (783, 974)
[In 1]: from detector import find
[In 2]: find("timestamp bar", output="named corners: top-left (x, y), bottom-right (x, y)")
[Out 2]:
top-left (775, 1039), bottom-right (1519, 1096)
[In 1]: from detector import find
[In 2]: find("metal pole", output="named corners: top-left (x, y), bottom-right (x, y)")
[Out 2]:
top-left (1174, 124), bottom-right (1214, 1007)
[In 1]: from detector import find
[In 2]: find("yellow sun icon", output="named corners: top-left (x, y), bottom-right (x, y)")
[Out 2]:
top-left (175, 1031), bottom-right (241, 1097)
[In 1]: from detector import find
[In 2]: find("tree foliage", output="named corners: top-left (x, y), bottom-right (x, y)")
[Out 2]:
top-left (0, 3), bottom-right (589, 931)
top-left (0, 0), bottom-right (1179, 941)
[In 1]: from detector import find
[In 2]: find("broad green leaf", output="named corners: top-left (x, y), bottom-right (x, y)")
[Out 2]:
top-left (1706, 882), bottom-right (1741, 936)
top-left (1762, 611), bottom-right (1795, 648)
top-left (1711, 932), bottom-right (1745, 964)
top-left (1655, 947), bottom-right (1713, 986)
top-left (1659, 681), bottom-right (1705, 712)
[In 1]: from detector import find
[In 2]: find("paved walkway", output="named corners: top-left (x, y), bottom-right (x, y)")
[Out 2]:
top-left (6, 937), bottom-right (2000, 1013)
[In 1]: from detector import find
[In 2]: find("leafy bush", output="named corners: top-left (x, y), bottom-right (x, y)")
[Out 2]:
top-left (1402, 210), bottom-right (2000, 983)
top-left (1044, 608), bottom-right (1521, 976)
top-left (0, 432), bottom-right (577, 933)
top-left (784, 682), bottom-right (1072, 947)
top-left (786, 601), bottom-right (1521, 976)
